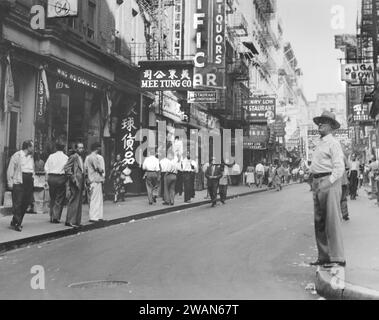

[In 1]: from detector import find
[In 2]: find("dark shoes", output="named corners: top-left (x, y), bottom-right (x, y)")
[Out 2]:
top-left (343, 216), bottom-right (350, 221)
top-left (65, 223), bottom-right (79, 228)
top-left (51, 220), bottom-right (60, 224)
top-left (309, 260), bottom-right (328, 266)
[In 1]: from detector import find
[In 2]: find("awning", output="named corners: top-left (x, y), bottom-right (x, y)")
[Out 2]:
top-left (242, 41), bottom-right (259, 55)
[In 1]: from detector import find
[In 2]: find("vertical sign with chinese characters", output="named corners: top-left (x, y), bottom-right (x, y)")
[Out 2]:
top-left (193, 0), bottom-right (226, 88)
top-left (34, 71), bottom-right (48, 157)
top-left (120, 105), bottom-right (139, 167)
top-left (172, 0), bottom-right (184, 59)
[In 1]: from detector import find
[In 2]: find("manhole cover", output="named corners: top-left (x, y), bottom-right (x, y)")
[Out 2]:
top-left (68, 280), bottom-right (129, 289)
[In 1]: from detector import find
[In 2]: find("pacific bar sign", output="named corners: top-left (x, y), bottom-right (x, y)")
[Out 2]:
top-left (139, 61), bottom-right (194, 91)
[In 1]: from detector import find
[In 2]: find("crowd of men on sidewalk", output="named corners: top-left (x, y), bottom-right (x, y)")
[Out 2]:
top-left (6, 141), bottom-right (106, 232)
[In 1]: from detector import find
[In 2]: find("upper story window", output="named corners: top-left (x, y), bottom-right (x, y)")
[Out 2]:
top-left (87, 0), bottom-right (97, 40)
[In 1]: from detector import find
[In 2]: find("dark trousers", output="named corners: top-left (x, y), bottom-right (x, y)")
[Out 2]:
top-left (349, 171), bottom-right (358, 198)
top-left (48, 175), bottom-right (67, 221)
top-left (190, 172), bottom-right (195, 198)
top-left (11, 173), bottom-right (34, 227)
top-left (160, 172), bottom-right (166, 198)
top-left (219, 184), bottom-right (227, 202)
top-left (66, 178), bottom-right (83, 226)
top-left (208, 179), bottom-right (219, 204)
top-left (183, 172), bottom-right (192, 202)
top-left (175, 171), bottom-right (183, 195)
top-left (164, 173), bottom-right (177, 205)
top-left (341, 184), bottom-right (349, 219)
top-left (146, 172), bottom-right (159, 204)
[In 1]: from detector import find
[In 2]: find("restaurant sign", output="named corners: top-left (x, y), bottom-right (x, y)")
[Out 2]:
top-left (243, 97), bottom-right (276, 123)
top-left (352, 103), bottom-right (370, 122)
top-left (139, 60), bottom-right (194, 91)
top-left (243, 139), bottom-right (267, 150)
top-left (249, 125), bottom-right (268, 143)
top-left (187, 91), bottom-right (217, 104)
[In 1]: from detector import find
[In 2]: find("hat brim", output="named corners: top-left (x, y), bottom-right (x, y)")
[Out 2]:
top-left (313, 116), bottom-right (341, 130)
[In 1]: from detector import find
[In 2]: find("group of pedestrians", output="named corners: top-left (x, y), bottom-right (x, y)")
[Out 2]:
top-left (7, 141), bottom-right (106, 232)
top-left (141, 149), bottom-right (236, 208)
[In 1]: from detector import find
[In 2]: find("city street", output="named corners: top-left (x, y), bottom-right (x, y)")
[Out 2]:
top-left (0, 184), bottom-right (319, 300)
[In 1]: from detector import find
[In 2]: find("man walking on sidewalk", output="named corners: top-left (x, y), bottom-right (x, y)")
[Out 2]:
top-left (255, 162), bottom-right (265, 188)
top-left (164, 152), bottom-right (179, 206)
top-left (310, 111), bottom-right (346, 268)
top-left (205, 157), bottom-right (222, 207)
top-left (64, 143), bottom-right (85, 228)
top-left (45, 143), bottom-right (68, 224)
top-left (349, 154), bottom-right (359, 200)
top-left (181, 151), bottom-right (197, 203)
top-left (85, 143), bottom-right (105, 223)
top-left (7, 140), bottom-right (35, 232)
top-left (143, 149), bottom-right (160, 205)
top-left (160, 154), bottom-right (171, 205)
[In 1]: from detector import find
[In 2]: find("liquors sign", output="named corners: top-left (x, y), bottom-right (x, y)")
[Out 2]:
top-left (139, 61), bottom-right (194, 91)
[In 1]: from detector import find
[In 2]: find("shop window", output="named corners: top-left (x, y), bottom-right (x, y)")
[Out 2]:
top-left (87, 0), bottom-right (97, 40)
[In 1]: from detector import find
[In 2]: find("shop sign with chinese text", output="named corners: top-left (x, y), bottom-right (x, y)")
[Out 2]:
top-left (243, 97), bottom-right (276, 123)
top-left (120, 106), bottom-right (139, 166)
top-left (139, 61), bottom-right (194, 91)
top-left (248, 125), bottom-right (268, 143)
top-left (352, 103), bottom-right (370, 122)
top-left (243, 139), bottom-right (267, 150)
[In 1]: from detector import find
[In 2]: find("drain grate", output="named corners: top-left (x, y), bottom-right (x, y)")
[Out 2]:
top-left (68, 280), bottom-right (129, 289)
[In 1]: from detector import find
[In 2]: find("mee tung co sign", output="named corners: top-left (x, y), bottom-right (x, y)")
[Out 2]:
top-left (139, 60), bottom-right (194, 91)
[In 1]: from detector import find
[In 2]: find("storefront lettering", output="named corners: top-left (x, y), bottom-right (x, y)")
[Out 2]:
top-left (57, 68), bottom-right (98, 89)
top-left (121, 114), bottom-right (138, 166)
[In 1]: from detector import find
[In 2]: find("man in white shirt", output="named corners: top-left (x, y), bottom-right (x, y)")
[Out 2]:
top-left (45, 143), bottom-right (68, 223)
top-left (349, 154), bottom-right (360, 200)
top-left (143, 149), bottom-right (160, 205)
top-left (310, 111), bottom-right (345, 268)
top-left (7, 140), bottom-right (35, 232)
top-left (255, 162), bottom-right (265, 188)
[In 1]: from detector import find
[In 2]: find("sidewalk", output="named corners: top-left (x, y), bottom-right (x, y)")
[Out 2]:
top-left (316, 187), bottom-right (379, 300)
top-left (0, 185), bottom-right (270, 253)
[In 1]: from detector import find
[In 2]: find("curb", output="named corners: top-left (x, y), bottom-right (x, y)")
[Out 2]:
top-left (0, 185), bottom-right (285, 254)
top-left (316, 268), bottom-right (379, 300)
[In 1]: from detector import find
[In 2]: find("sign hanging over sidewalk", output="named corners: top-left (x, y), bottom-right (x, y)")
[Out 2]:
top-left (187, 91), bottom-right (217, 104)
top-left (47, 0), bottom-right (78, 18)
top-left (139, 60), bottom-right (194, 91)
top-left (243, 97), bottom-right (276, 123)
top-left (341, 63), bottom-right (375, 86)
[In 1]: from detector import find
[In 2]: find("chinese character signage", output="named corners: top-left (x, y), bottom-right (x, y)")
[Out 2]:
top-left (187, 91), bottom-right (217, 104)
top-left (248, 125), bottom-right (268, 143)
top-left (47, 0), bottom-right (78, 18)
top-left (341, 63), bottom-right (375, 85)
top-left (172, 0), bottom-right (184, 59)
top-left (352, 103), bottom-right (370, 122)
top-left (139, 60), bottom-right (194, 91)
top-left (243, 97), bottom-right (276, 123)
top-left (193, 0), bottom-right (226, 88)
top-left (273, 120), bottom-right (286, 137)
top-left (120, 106), bottom-right (139, 166)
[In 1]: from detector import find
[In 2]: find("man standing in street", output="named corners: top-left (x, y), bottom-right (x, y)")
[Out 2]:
top-left (349, 154), bottom-right (360, 200)
top-left (181, 151), bottom-right (197, 203)
top-left (255, 162), bottom-right (265, 188)
top-left (310, 111), bottom-right (346, 268)
top-left (143, 149), bottom-right (160, 205)
top-left (64, 142), bottom-right (85, 228)
top-left (205, 157), bottom-right (222, 207)
top-left (7, 140), bottom-right (35, 232)
top-left (45, 143), bottom-right (68, 224)
top-left (85, 143), bottom-right (105, 223)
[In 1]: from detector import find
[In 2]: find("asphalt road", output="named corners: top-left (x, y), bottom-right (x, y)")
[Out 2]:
top-left (0, 184), bottom-right (319, 300)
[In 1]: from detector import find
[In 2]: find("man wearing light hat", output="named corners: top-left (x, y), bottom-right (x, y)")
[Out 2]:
top-left (309, 111), bottom-right (346, 268)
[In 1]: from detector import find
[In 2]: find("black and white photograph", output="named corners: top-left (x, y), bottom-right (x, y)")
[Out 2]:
top-left (0, 0), bottom-right (378, 304)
